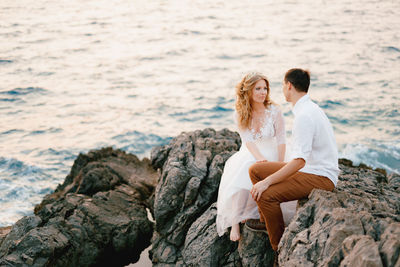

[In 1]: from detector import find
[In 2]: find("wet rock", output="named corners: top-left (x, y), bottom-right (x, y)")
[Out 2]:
top-left (0, 147), bottom-right (157, 267)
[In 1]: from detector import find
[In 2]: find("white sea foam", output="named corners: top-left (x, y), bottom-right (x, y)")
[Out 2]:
top-left (340, 141), bottom-right (400, 173)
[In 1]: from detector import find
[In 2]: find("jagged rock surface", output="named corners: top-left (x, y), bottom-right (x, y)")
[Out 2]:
top-left (0, 147), bottom-right (157, 267)
top-left (150, 128), bottom-right (275, 266)
top-left (1, 129), bottom-right (399, 267)
top-left (279, 160), bottom-right (400, 267)
top-left (0, 227), bottom-right (11, 247)
top-left (150, 129), bottom-right (399, 267)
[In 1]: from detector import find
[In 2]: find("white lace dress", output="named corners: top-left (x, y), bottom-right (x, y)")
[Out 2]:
top-left (216, 104), bottom-right (297, 236)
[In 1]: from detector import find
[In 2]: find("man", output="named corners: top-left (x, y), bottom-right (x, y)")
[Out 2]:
top-left (245, 68), bottom-right (340, 261)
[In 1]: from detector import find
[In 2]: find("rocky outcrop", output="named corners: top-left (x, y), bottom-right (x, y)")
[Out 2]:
top-left (149, 128), bottom-right (275, 266)
top-left (150, 129), bottom-right (400, 267)
top-left (0, 227), bottom-right (11, 246)
top-left (0, 147), bottom-right (157, 267)
top-left (1, 129), bottom-right (399, 266)
top-left (279, 160), bottom-right (400, 267)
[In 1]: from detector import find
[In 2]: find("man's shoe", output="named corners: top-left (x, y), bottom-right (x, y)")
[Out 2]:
top-left (244, 219), bottom-right (267, 232)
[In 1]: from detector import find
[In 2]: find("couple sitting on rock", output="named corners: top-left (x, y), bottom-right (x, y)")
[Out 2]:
top-left (216, 69), bottom-right (339, 260)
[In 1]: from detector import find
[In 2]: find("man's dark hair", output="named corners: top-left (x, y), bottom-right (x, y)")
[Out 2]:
top-left (284, 68), bottom-right (310, 93)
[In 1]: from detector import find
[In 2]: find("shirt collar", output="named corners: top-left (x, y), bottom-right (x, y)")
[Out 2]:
top-left (292, 94), bottom-right (310, 114)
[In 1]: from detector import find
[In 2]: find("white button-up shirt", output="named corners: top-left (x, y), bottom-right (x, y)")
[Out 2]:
top-left (291, 95), bottom-right (340, 186)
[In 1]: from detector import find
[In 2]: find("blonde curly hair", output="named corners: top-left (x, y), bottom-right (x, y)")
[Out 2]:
top-left (235, 72), bottom-right (272, 130)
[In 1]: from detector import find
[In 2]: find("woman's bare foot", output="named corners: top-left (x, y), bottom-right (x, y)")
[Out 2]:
top-left (230, 224), bottom-right (240, 241)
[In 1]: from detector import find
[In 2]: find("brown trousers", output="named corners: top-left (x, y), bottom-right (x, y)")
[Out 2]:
top-left (249, 161), bottom-right (334, 251)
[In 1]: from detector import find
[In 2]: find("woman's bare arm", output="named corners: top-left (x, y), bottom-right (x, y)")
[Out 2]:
top-left (246, 142), bottom-right (266, 161)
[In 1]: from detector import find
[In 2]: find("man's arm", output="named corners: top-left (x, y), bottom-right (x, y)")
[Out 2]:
top-left (250, 158), bottom-right (305, 201)
top-left (264, 158), bottom-right (304, 186)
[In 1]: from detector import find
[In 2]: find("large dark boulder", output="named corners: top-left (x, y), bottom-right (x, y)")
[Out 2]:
top-left (149, 128), bottom-right (275, 266)
top-left (0, 147), bottom-right (157, 267)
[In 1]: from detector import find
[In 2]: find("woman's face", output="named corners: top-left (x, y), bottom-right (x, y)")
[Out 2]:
top-left (251, 79), bottom-right (268, 104)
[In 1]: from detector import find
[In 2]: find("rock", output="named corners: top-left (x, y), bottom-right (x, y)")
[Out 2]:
top-left (182, 203), bottom-right (240, 266)
top-left (238, 224), bottom-right (274, 266)
top-left (0, 147), bottom-right (157, 267)
top-left (0, 226), bottom-right (12, 247)
top-left (150, 128), bottom-right (277, 266)
top-left (279, 163), bottom-right (400, 267)
top-left (379, 223), bottom-right (400, 267)
top-left (151, 129), bottom-right (400, 266)
top-left (340, 235), bottom-right (383, 267)
top-left (1, 129), bottom-right (399, 266)
top-left (0, 216), bottom-right (42, 257)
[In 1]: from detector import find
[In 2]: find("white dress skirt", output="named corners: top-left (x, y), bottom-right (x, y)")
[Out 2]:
top-left (216, 105), bottom-right (297, 236)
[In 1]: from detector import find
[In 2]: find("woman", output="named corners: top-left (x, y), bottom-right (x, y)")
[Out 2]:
top-left (216, 72), bottom-right (286, 241)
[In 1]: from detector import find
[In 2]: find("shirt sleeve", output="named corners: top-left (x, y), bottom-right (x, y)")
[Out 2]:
top-left (234, 111), bottom-right (253, 143)
top-left (291, 113), bottom-right (315, 162)
top-left (273, 107), bottom-right (286, 145)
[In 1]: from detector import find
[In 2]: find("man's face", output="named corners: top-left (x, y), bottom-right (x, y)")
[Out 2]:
top-left (282, 80), bottom-right (290, 102)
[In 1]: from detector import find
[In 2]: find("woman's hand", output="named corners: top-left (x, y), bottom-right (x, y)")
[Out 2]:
top-left (251, 180), bottom-right (270, 201)
top-left (256, 157), bottom-right (267, 163)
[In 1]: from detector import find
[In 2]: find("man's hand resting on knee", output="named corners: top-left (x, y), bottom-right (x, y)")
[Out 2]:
top-left (251, 180), bottom-right (270, 201)
top-left (250, 158), bottom-right (305, 201)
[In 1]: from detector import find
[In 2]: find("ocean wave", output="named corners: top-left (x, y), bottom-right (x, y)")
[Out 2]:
top-left (169, 105), bottom-right (233, 123)
top-left (0, 87), bottom-right (48, 104)
top-left (111, 131), bottom-right (173, 157)
top-left (383, 46), bottom-right (400, 53)
top-left (0, 157), bottom-right (54, 226)
top-left (0, 59), bottom-right (13, 64)
top-left (0, 87), bottom-right (48, 96)
top-left (316, 99), bottom-right (344, 109)
top-left (339, 140), bottom-right (400, 174)
top-left (24, 127), bottom-right (63, 137)
top-left (0, 157), bottom-right (48, 179)
top-left (170, 105), bottom-right (233, 117)
top-left (0, 97), bottom-right (24, 103)
top-left (329, 116), bottom-right (350, 125)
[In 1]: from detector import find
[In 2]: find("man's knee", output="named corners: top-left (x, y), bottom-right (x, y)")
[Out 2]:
top-left (249, 163), bottom-right (261, 183)
top-left (249, 162), bottom-right (277, 183)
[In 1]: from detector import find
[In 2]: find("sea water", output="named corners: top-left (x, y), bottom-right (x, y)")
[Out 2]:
top-left (1, 0), bottom-right (399, 227)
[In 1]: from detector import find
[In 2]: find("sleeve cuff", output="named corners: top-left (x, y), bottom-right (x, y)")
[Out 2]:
top-left (290, 150), bottom-right (308, 162)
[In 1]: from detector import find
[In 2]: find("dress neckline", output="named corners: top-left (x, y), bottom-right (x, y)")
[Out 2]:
top-left (249, 105), bottom-right (275, 139)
